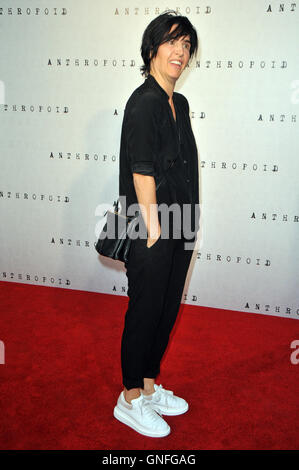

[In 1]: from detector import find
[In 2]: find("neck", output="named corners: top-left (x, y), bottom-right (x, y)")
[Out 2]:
top-left (149, 70), bottom-right (176, 101)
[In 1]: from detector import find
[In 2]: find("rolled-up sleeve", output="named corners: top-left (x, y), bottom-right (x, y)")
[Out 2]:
top-left (127, 93), bottom-right (160, 177)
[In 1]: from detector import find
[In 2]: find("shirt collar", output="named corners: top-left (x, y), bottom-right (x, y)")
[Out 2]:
top-left (146, 73), bottom-right (170, 100)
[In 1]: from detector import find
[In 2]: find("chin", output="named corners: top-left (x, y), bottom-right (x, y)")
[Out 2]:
top-left (173, 72), bottom-right (183, 80)
top-left (168, 69), bottom-right (182, 80)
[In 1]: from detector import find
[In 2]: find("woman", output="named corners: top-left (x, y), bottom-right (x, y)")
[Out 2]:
top-left (114, 11), bottom-right (200, 437)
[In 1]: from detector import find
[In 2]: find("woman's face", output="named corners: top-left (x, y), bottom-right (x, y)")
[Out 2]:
top-left (150, 24), bottom-right (191, 81)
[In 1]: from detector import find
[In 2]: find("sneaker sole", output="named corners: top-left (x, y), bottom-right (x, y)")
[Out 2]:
top-left (113, 406), bottom-right (171, 438)
top-left (152, 403), bottom-right (189, 416)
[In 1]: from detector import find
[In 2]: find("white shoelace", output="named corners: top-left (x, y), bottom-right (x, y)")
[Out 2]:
top-left (153, 385), bottom-right (174, 407)
top-left (139, 399), bottom-right (163, 422)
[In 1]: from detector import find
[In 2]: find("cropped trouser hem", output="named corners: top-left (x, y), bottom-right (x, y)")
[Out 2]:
top-left (121, 233), bottom-right (195, 391)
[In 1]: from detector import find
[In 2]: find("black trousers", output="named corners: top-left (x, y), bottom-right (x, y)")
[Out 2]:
top-left (121, 227), bottom-right (196, 390)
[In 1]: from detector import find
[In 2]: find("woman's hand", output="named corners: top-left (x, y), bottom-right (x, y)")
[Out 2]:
top-left (146, 225), bottom-right (161, 248)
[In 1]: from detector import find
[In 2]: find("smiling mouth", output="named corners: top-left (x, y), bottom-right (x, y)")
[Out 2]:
top-left (169, 61), bottom-right (182, 69)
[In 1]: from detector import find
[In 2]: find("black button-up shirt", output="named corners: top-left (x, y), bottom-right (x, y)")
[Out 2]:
top-left (119, 73), bottom-right (200, 239)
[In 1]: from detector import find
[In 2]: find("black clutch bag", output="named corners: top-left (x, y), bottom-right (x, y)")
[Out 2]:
top-left (95, 199), bottom-right (139, 264)
top-left (95, 160), bottom-right (175, 264)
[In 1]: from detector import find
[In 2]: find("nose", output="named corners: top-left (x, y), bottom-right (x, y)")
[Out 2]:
top-left (174, 41), bottom-right (184, 56)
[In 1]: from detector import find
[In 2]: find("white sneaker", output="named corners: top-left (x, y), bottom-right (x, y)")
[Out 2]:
top-left (141, 384), bottom-right (189, 416)
top-left (113, 391), bottom-right (171, 438)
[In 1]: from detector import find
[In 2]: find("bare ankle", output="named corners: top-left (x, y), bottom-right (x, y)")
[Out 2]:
top-left (142, 378), bottom-right (155, 395)
top-left (124, 387), bottom-right (141, 404)
top-left (142, 389), bottom-right (155, 395)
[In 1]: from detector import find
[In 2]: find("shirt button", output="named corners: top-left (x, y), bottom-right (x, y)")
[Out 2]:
top-left (186, 179), bottom-right (190, 183)
top-left (183, 160), bottom-right (187, 164)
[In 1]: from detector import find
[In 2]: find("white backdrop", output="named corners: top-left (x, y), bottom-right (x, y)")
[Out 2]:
top-left (0, 1), bottom-right (298, 320)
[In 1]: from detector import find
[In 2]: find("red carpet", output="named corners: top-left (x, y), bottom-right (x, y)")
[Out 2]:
top-left (0, 280), bottom-right (298, 450)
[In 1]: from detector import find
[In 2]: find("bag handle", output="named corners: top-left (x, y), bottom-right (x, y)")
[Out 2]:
top-left (155, 158), bottom-right (175, 191)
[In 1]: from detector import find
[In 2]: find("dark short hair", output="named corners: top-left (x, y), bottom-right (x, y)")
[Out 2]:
top-left (140, 10), bottom-right (198, 77)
